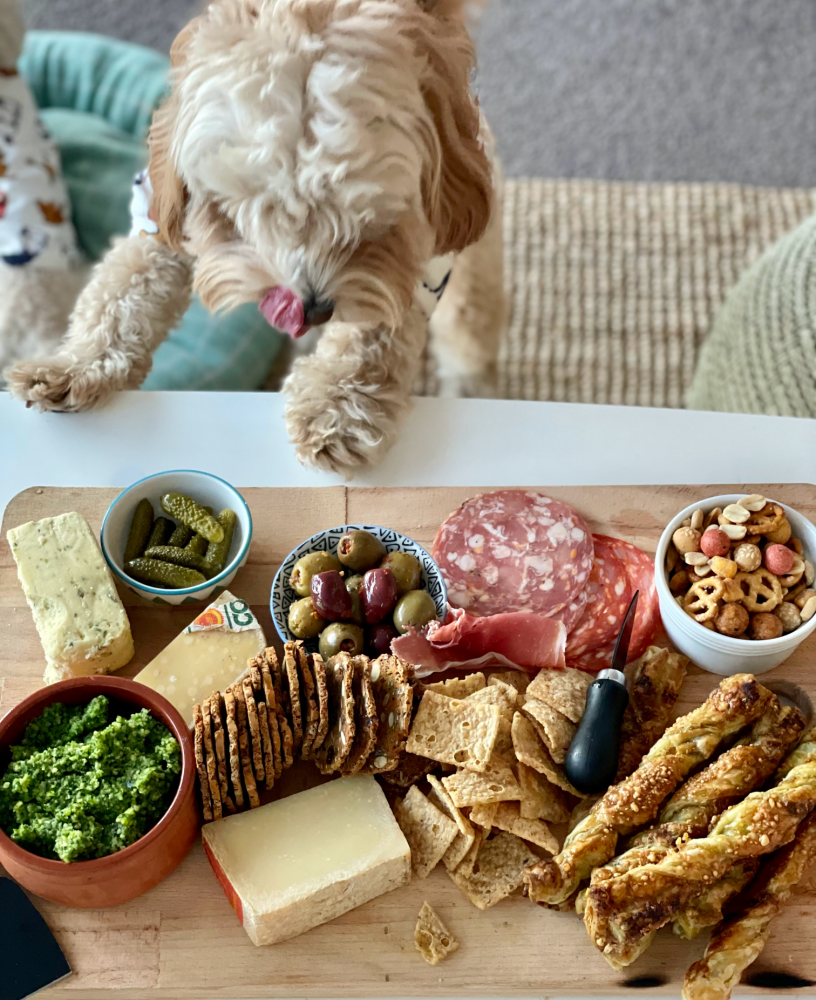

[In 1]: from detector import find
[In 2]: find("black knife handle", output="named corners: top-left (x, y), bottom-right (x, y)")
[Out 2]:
top-left (565, 677), bottom-right (629, 795)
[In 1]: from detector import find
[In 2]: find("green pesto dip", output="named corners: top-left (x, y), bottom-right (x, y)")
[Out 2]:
top-left (0, 696), bottom-right (181, 863)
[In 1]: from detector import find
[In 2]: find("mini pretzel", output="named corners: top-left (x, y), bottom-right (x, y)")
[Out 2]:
top-left (746, 502), bottom-right (785, 536)
top-left (734, 568), bottom-right (783, 612)
top-left (683, 578), bottom-right (725, 622)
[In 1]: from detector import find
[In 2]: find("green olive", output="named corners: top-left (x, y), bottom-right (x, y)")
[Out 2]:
top-left (288, 597), bottom-right (327, 639)
top-left (337, 529), bottom-right (386, 573)
top-left (289, 551), bottom-right (342, 598)
top-left (319, 622), bottom-right (365, 659)
top-left (345, 574), bottom-right (365, 625)
top-left (381, 551), bottom-right (422, 595)
top-left (393, 589), bottom-right (437, 635)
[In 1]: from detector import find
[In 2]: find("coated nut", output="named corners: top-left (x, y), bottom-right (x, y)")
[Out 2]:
top-left (684, 551), bottom-right (709, 567)
top-left (669, 569), bottom-right (690, 594)
top-left (764, 543), bottom-right (795, 577)
top-left (739, 494), bottom-right (767, 512)
top-left (750, 612), bottom-right (784, 640)
top-left (673, 527), bottom-right (702, 555)
top-left (722, 504), bottom-right (751, 524)
top-left (720, 523), bottom-right (747, 541)
top-left (690, 509), bottom-right (704, 531)
top-left (733, 543), bottom-right (762, 573)
top-left (775, 602), bottom-right (802, 633)
top-left (714, 603), bottom-right (749, 637)
top-left (765, 518), bottom-right (792, 545)
top-left (794, 588), bottom-right (816, 611)
top-left (700, 528), bottom-right (731, 558)
top-left (710, 556), bottom-right (738, 579)
top-left (801, 596), bottom-right (816, 622)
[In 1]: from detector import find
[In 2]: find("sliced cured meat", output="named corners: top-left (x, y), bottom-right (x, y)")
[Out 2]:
top-left (567, 638), bottom-right (617, 674)
top-left (391, 608), bottom-right (567, 677)
top-left (596, 535), bottom-right (661, 662)
top-left (550, 585), bottom-right (590, 636)
top-left (566, 538), bottom-right (632, 656)
top-left (432, 491), bottom-right (594, 618)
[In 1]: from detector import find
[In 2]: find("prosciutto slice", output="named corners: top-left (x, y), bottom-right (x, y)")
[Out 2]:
top-left (392, 608), bottom-right (567, 678)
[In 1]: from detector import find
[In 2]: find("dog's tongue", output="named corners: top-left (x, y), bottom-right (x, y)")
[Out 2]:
top-left (259, 287), bottom-right (308, 338)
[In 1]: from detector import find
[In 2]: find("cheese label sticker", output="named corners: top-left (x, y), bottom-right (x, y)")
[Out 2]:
top-left (186, 600), bottom-right (258, 634)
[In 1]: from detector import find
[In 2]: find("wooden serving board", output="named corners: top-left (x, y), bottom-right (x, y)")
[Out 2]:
top-left (2, 484), bottom-right (816, 999)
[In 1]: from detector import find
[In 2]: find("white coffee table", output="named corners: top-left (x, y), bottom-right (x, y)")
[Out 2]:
top-left (2, 391), bottom-right (815, 512)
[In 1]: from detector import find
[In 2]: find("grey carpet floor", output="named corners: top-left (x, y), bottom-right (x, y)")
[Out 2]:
top-left (22, 0), bottom-right (816, 187)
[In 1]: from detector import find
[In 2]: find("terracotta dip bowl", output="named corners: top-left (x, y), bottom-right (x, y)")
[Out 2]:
top-left (0, 676), bottom-right (199, 908)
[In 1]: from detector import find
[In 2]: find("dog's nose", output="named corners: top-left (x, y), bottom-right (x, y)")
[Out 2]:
top-left (303, 297), bottom-right (335, 327)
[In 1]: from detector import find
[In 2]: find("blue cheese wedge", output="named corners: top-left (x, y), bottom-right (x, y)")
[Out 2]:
top-left (7, 512), bottom-right (134, 684)
top-left (202, 775), bottom-right (411, 945)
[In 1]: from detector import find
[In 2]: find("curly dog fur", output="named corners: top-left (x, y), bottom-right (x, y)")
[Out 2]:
top-left (6, 0), bottom-right (505, 474)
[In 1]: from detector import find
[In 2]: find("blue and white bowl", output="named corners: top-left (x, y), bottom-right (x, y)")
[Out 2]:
top-left (101, 470), bottom-right (252, 606)
top-left (271, 524), bottom-right (447, 646)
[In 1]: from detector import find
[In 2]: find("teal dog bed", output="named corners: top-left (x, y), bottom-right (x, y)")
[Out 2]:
top-left (20, 32), bottom-right (284, 391)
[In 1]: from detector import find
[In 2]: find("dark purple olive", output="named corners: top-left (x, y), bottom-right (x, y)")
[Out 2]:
top-left (367, 621), bottom-right (399, 658)
top-left (311, 570), bottom-right (353, 621)
top-left (361, 567), bottom-right (398, 624)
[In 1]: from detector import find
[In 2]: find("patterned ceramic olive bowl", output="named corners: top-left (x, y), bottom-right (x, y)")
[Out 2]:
top-left (271, 524), bottom-right (447, 649)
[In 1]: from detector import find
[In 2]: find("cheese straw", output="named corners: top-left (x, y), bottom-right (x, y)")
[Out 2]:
top-left (524, 674), bottom-right (771, 906)
top-left (682, 810), bottom-right (816, 1000)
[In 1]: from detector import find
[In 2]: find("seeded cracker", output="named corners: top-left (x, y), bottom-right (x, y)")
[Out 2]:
top-left (283, 642), bottom-right (303, 755)
top-left (406, 690), bottom-right (500, 772)
top-left (233, 683), bottom-right (260, 808)
top-left (441, 756), bottom-right (521, 808)
top-left (415, 902), bottom-right (459, 966)
top-left (314, 652), bottom-right (355, 774)
top-left (522, 699), bottom-right (576, 764)
top-left (360, 654), bottom-right (413, 773)
top-left (241, 676), bottom-right (265, 784)
top-left (489, 670), bottom-right (530, 696)
top-left (309, 652), bottom-right (330, 755)
top-left (517, 761), bottom-right (570, 823)
top-left (193, 703), bottom-right (212, 821)
top-left (393, 785), bottom-right (458, 879)
top-left (223, 687), bottom-right (245, 809)
top-left (248, 663), bottom-right (276, 789)
top-left (208, 693), bottom-right (236, 813)
top-left (449, 831), bottom-right (538, 910)
top-left (491, 802), bottom-right (559, 854)
top-left (295, 642), bottom-right (320, 758)
top-left (268, 648), bottom-right (293, 770)
top-left (201, 697), bottom-right (223, 821)
top-left (423, 672), bottom-right (485, 699)
top-left (511, 711), bottom-right (584, 797)
top-left (379, 753), bottom-right (437, 789)
top-left (525, 667), bottom-right (591, 724)
top-left (341, 655), bottom-right (378, 775)
top-left (259, 650), bottom-right (285, 778)
top-left (427, 774), bottom-right (476, 871)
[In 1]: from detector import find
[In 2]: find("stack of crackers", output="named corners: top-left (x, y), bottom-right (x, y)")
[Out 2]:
top-left (390, 668), bottom-right (597, 911)
top-left (193, 641), bottom-right (414, 821)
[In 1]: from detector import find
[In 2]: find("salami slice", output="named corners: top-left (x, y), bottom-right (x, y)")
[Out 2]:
top-left (433, 491), bottom-right (594, 618)
top-left (550, 585), bottom-right (590, 635)
top-left (566, 538), bottom-right (632, 656)
top-left (567, 638), bottom-right (617, 674)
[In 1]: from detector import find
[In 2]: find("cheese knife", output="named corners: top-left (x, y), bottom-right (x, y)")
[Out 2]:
top-left (565, 591), bottom-right (638, 795)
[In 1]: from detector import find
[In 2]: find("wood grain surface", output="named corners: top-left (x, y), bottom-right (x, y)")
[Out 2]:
top-left (2, 484), bottom-right (816, 998)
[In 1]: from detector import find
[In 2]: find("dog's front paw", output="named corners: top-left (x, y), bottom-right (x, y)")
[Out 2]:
top-left (5, 357), bottom-right (116, 412)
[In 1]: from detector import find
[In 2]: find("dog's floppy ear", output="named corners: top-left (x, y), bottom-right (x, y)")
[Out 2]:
top-left (414, 7), bottom-right (492, 256)
top-left (147, 23), bottom-right (197, 252)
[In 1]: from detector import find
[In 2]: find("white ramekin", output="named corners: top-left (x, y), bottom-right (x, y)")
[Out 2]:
top-left (655, 494), bottom-right (816, 675)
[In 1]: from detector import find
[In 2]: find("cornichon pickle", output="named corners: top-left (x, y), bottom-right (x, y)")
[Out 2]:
top-left (160, 493), bottom-right (224, 543)
top-left (202, 509), bottom-right (237, 575)
top-left (143, 545), bottom-right (207, 571)
top-left (186, 533), bottom-right (209, 558)
top-left (146, 516), bottom-right (173, 549)
top-left (167, 523), bottom-right (193, 547)
top-left (126, 558), bottom-right (206, 589)
top-left (124, 498), bottom-right (154, 562)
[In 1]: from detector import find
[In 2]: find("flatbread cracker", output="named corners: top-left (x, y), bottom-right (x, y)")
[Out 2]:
top-left (242, 676), bottom-right (265, 784)
top-left (525, 667), bottom-right (591, 724)
top-left (441, 756), bottom-right (522, 807)
top-left (314, 652), bottom-right (355, 774)
top-left (517, 762), bottom-right (570, 823)
top-left (296, 641), bottom-right (320, 758)
top-left (468, 801), bottom-right (499, 830)
top-left (427, 774), bottom-right (476, 871)
top-left (393, 785), bottom-right (458, 879)
top-left (267, 648), bottom-right (293, 770)
top-left (201, 697), bottom-right (223, 821)
top-left (223, 687), bottom-right (245, 809)
top-left (455, 827), bottom-right (484, 877)
top-left (511, 712), bottom-right (584, 797)
top-left (379, 752), bottom-right (437, 789)
top-left (493, 716), bottom-right (515, 764)
top-left (415, 902), bottom-right (459, 966)
top-left (259, 651), bottom-right (284, 778)
top-left (193, 703), bottom-right (212, 822)
top-left (283, 642), bottom-right (303, 755)
top-left (208, 693), bottom-right (235, 814)
top-left (309, 652), bottom-right (330, 755)
top-left (522, 699), bottom-right (576, 764)
top-left (360, 655), bottom-right (413, 773)
top-left (449, 831), bottom-right (538, 910)
top-left (468, 680), bottom-right (518, 719)
top-left (491, 802), bottom-right (559, 854)
top-left (341, 655), bottom-right (378, 775)
top-left (233, 683), bottom-right (260, 808)
top-left (489, 671), bottom-right (530, 696)
top-left (423, 673), bottom-right (485, 699)
top-left (406, 690), bottom-right (500, 772)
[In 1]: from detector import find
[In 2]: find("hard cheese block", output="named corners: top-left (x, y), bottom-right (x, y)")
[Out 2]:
top-left (202, 774), bottom-right (411, 946)
top-left (7, 512), bottom-right (134, 685)
top-left (134, 591), bottom-right (265, 726)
